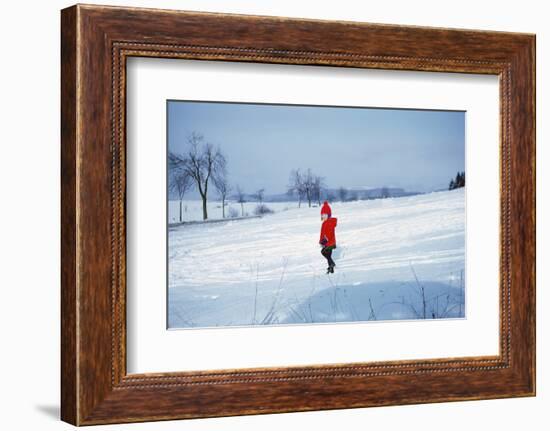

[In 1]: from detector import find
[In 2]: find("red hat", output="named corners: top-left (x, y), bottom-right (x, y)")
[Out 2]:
top-left (321, 201), bottom-right (332, 218)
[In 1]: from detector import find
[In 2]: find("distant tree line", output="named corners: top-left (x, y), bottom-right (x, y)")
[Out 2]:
top-left (449, 171), bottom-right (465, 190)
top-left (169, 132), bottom-right (459, 222)
top-left (337, 185), bottom-right (391, 202)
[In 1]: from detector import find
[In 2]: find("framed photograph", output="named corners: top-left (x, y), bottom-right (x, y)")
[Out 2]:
top-left (164, 100), bottom-right (466, 330)
top-left (61, 4), bottom-right (536, 425)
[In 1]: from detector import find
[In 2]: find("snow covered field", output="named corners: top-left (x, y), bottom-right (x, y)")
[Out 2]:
top-left (168, 189), bottom-right (465, 328)
top-left (168, 200), bottom-right (293, 224)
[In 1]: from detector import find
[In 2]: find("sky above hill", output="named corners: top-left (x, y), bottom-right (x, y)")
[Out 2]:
top-left (168, 100), bottom-right (465, 195)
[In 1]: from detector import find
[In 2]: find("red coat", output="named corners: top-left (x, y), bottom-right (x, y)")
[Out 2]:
top-left (319, 217), bottom-right (337, 248)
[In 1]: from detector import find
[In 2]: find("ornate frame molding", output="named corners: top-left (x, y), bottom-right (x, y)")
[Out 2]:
top-left (61, 5), bottom-right (535, 425)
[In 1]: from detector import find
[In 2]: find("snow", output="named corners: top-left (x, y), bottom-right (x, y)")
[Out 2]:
top-left (168, 188), bottom-right (465, 328)
top-left (168, 200), bottom-right (294, 224)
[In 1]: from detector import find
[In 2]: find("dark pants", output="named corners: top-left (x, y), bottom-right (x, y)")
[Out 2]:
top-left (321, 246), bottom-right (336, 267)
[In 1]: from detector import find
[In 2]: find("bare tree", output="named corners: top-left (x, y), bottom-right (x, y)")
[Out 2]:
top-left (288, 169), bottom-right (322, 207)
top-left (303, 169), bottom-right (315, 207)
top-left (212, 166), bottom-right (231, 219)
top-left (252, 188), bottom-right (265, 205)
top-left (169, 170), bottom-right (192, 223)
top-left (288, 169), bottom-right (306, 207)
top-left (381, 186), bottom-right (390, 199)
top-left (312, 175), bottom-right (325, 206)
top-left (235, 185), bottom-right (246, 217)
top-left (338, 186), bottom-right (348, 202)
top-left (169, 132), bottom-right (226, 220)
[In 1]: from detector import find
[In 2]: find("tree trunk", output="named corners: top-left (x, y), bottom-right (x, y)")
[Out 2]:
top-left (421, 286), bottom-right (426, 319)
top-left (240, 202), bottom-right (244, 216)
top-left (201, 194), bottom-right (208, 220)
top-left (222, 196), bottom-right (225, 218)
top-left (179, 200), bottom-right (183, 222)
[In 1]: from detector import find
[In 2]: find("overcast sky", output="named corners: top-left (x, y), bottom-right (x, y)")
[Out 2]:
top-left (168, 100), bottom-right (465, 195)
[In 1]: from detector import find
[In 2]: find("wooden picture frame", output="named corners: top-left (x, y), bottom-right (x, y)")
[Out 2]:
top-left (61, 4), bottom-right (535, 426)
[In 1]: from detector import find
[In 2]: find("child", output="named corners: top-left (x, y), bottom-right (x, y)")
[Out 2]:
top-left (319, 201), bottom-right (338, 274)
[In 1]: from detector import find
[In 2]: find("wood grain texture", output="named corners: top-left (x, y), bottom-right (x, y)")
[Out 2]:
top-left (60, 4), bottom-right (536, 426)
top-left (60, 5), bottom-right (78, 425)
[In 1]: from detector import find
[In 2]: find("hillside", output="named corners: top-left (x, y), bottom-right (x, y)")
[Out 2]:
top-left (168, 188), bottom-right (465, 328)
